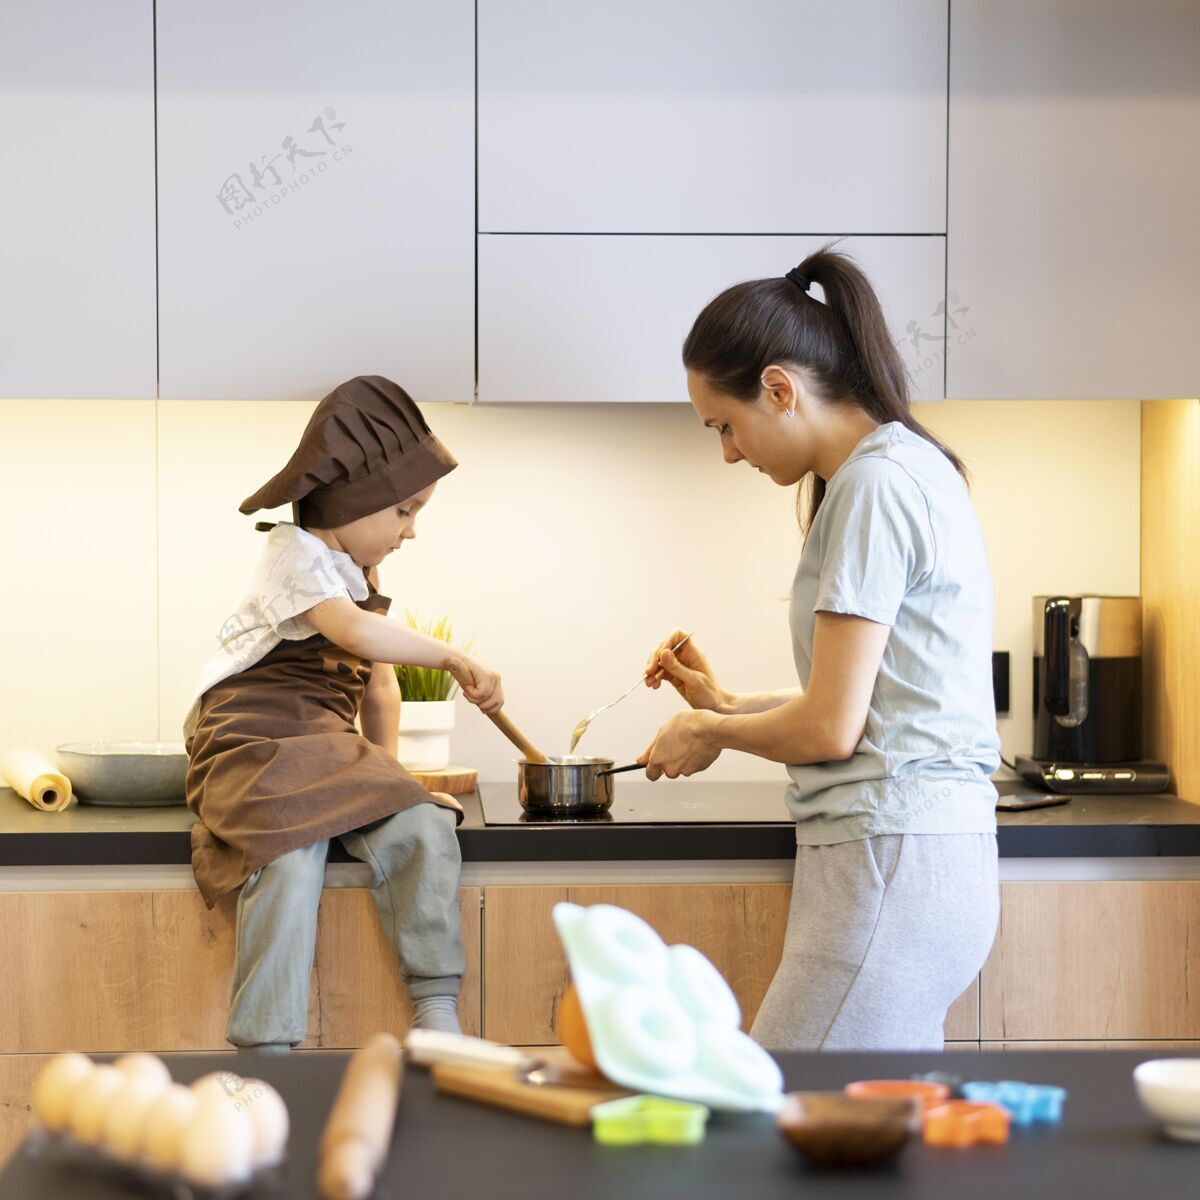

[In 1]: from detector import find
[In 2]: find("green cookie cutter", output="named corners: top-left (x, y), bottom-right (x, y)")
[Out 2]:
top-left (592, 1095), bottom-right (711, 1146)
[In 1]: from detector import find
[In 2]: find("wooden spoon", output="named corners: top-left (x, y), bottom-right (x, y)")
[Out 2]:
top-left (446, 659), bottom-right (547, 764)
top-left (486, 710), bottom-right (548, 765)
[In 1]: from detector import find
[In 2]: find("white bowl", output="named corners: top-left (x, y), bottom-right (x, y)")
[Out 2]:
top-left (1134, 1059), bottom-right (1200, 1141)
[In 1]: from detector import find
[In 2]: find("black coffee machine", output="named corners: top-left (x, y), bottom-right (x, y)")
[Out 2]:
top-left (1016, 595), bottom-right (1169, 794)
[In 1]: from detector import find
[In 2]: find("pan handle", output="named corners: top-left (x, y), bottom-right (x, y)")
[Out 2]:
top-left (595, 763), bottom-right (645, 779)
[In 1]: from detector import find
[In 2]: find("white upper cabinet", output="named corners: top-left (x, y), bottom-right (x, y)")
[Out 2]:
top-left (478, 0), bottom-right (948, 235)
top-left (947, 0), bottom-right (1200, 400)
top-left (0, 1), bottom-right (156, 399)
top-left (478, 236), bottom-right (946, 404)
top-left (157, 0), bottom-right (474, 403)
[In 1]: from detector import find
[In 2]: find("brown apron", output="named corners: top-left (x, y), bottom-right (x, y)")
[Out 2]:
top-left (184, 574), bottom-right (458, 909)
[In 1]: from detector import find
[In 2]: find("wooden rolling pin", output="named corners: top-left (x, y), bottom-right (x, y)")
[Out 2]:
top-left (445, 658), bottom-right (547, 764)
top-left (317, 1033), bottom-right (404, 1200)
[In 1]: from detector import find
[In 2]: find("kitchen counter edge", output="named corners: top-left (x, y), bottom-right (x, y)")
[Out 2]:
top-left (0, 784), bottom-right (1198, 866)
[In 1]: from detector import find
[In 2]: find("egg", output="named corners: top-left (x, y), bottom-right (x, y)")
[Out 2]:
top-left (177, 1091), bottom-right (254, 1189)
top-left (189, 1068), bottom-right (287, 1159)
top-left (190, 1069), bottom-right (244, 1105)
top-left (234, 1078), bottom-right (289, 1168)
top-left (103, 1076), bottom-right (169, 1163)
top-left (113, 1052), bottom-right (172, 1091)
top-left (66, 1063), bottom-right (125, 1145)
top-left (31, 1052), bottom-right (94, 1133)
top-left (139, 1083), bottom-right (198, 1173)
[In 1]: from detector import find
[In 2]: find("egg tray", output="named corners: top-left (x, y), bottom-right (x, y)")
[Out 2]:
top-left (23, 1126), bottom-right (286, 1199)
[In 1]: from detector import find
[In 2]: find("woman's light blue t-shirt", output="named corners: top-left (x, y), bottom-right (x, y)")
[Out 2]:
top-left (786, 422), bottom-right (1000, 842)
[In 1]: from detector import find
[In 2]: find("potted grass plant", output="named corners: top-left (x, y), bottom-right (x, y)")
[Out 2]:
top-left (393, 613), bottom-right (472, 771)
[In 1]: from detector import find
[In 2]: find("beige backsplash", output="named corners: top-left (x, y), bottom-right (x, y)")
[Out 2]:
top-left (1, 397), bottom-right (1140, 783)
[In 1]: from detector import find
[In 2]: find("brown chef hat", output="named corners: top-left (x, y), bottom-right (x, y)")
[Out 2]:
top-left (239, 376), bottom-right (457, 528)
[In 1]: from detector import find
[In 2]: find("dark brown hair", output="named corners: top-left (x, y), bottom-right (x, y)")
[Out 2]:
top-left (681, 242), bottom-right (965, 531)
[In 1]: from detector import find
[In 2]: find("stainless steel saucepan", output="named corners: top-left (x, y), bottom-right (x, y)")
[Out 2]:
top-left (517, 758), bottom-right (642, 816)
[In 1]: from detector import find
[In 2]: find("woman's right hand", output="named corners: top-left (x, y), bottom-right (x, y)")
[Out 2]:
top-left (643, 629), bottom-right (731, 713)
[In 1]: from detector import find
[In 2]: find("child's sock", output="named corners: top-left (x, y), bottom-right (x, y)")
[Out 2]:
top-left (412, 995), bottom-right (461, 1035)
top-left (234, 1041), bottom-right (292, 1060)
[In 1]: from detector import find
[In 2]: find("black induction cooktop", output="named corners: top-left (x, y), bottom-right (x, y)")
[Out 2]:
top-left (478, 780), bottom-right (792, 826)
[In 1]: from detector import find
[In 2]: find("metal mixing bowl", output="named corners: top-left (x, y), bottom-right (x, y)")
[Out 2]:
top-left (56, 741), bottom-right (188, 806)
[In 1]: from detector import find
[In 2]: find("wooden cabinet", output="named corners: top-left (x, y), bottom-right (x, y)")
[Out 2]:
top-left (0, 1055), bottom-right (49, 1165)
top-left (980, 882), bottom-right (1200, 1041)
top-left (0, 1), bottom-right (157, 399)
top-left (982, 1042), bottom-right (1200, 1052)
top-left (0, 888), bottom-right (481, 1052)
top-left (9, 875), bottom-right (1200, 1160)
top-left (478, 235), bottom-right (947, 404)
top-left (946, 0), bottom-right (1200, 399)
top-left (483, 884), bottom-right (788, 1044)
top-left (0, 886), bottom-right (480, 1163)
top-left (1142, 400), bottom-right (1200, 808)
top-left (478, 0), bottom-right (948, 234)
top-left (949, 979), bottom-right (981, 1042)
top-left (155, 0), bottom-right (474, 402)
top-left (480, 883), bottom-right (978, 1044)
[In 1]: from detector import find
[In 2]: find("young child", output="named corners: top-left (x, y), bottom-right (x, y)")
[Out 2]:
top-left (182, 375), bottom-right (502, 1055)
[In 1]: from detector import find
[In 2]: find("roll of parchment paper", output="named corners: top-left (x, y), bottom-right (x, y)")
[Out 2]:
top-left (1, 747), bottom-right (73, 812)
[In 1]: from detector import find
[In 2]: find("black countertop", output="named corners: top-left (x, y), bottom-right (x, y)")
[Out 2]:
top-left (1, 780), bottom-right (1198, 867)
top-left (0, 1048), bottom-right (1193, 1199)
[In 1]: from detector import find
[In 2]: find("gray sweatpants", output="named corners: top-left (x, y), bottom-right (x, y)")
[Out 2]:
top-left (226, 803), bottom-right (464, 1047)
top-left (750, 833), bottom-right (998, 1052)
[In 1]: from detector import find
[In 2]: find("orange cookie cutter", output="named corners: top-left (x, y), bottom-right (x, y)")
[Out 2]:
top-left (922, 1100), bottom-right (1011, 1147)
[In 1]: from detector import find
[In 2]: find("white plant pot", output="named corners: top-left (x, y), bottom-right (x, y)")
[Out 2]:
top-left (396, 699), bottom-right (456, 771)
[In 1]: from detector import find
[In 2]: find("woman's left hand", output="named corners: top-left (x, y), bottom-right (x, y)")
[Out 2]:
top-left (639, 711), bottom-right (722, 780)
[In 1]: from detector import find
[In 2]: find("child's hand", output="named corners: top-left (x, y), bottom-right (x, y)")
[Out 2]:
top-left (429, 790), bottom-right (464, 815)
top-left (446, 655), bottom-right (504, 715)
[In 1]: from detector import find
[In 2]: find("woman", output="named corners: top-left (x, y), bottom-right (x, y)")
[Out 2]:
top-left (640, 246), bottom-right (1001, 1052)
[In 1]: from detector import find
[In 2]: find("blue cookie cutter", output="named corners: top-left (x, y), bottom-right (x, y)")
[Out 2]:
top-left (960, 1080), bottom-right (1067, 1125)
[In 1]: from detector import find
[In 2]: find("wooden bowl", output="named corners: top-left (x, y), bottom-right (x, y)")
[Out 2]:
top-left (776, 1092), bottom-right (919, 1168)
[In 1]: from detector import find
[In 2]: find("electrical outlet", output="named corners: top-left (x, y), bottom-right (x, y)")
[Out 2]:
top-left (992, 651), bottom-right (1011, 715)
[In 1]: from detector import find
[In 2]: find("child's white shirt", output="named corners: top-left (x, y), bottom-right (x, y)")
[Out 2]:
top-left (182, 523), bottom-right (370, 739)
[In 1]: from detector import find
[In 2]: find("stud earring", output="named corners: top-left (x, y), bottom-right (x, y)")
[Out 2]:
top-left (785, 409), bottom-right (794, 420)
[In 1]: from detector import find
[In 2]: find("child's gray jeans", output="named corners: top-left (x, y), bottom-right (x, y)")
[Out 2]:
top-left (225, 803), bottom-right (464, 1047)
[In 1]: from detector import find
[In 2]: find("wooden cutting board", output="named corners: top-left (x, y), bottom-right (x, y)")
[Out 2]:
top-left (409, 766), bottom-right (478, 795)
top-left (431, 1062), bottom-right (628, 1126)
